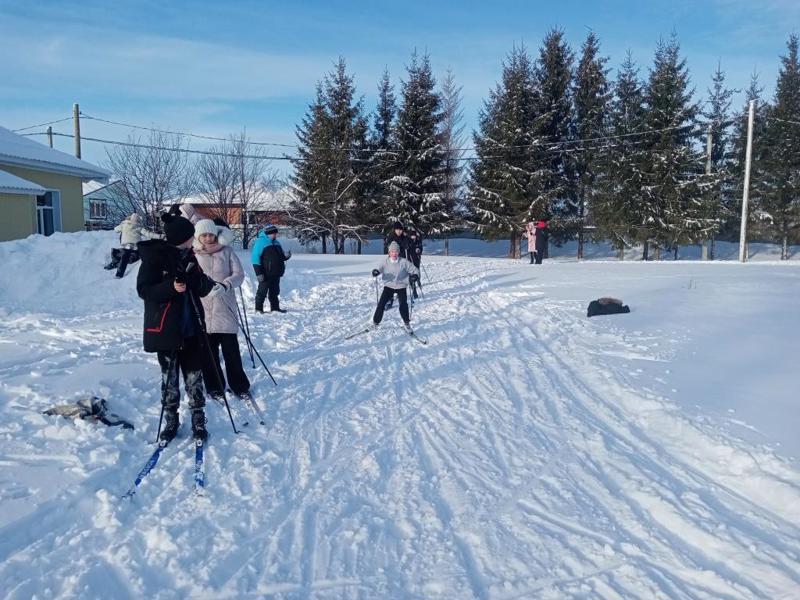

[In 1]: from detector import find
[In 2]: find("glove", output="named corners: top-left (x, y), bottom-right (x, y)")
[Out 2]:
top-left (256, 274), bottom-right (265, 283)
top-left (372, 269), bottom-right (380, 277)
top-left (207, 281), bottom-right (229, 298)
top-left (410, 274), bottom-right (420, 284)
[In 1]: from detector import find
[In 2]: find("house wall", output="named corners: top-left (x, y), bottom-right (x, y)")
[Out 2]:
top-left (0, 192), bottom-right (36, 241)
top-left (0, 165), bottom-right (84, 232)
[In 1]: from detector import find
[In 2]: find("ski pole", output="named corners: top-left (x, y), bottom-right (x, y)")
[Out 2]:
top-left (155, 405), bottom-right (164, 444)
top-left (225, 304), bottom-right (278, 386)
top-left (235, 293), bottom-right (255, 368)
top-left (186, 285), bottom-right (239, 434)
top-left (373, 277), bottom-right (379, 303)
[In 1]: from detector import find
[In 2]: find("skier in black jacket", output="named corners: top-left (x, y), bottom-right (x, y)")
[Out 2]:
top-left (136, 212), bottom-right (225, 442)
top-left (406, 229), bottom-right (423, 299)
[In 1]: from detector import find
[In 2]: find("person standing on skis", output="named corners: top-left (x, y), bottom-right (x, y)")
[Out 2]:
top-left (407, 229), bottom-right (423, 299)
top-left (382, 221), bottom-right (411, 309)
top-left (136, 212), bottom-right (227, 442)
top-left (251, 224), bottom-right (291, 313)
top-left (193, 218), bottom-right (253, 405)
top-left (370, 241), bottom-right (420, 333)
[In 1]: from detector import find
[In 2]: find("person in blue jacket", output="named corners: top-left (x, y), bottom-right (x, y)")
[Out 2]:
top-left (251, 224), bottom-right (291, 313)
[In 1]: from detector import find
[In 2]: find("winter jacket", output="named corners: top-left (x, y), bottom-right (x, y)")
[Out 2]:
top-left (383, 232), bottom-right (411, 259)
top-left (136, 239), bottom-right (214, 353)
top-left (525, 222), bottom-right (536, 253)
top-left (408, 236), bottom-right (423, 266)
top-left (376, 256), bottom-right (419, 290)
top-left (195, 245), bottom-right (245, 334)
top-left (115, 218), bottom-right (145, 247)
top-left (535, 226), bottom-right (548, 254)
top-left (251, 231), bottom-right (290, 278)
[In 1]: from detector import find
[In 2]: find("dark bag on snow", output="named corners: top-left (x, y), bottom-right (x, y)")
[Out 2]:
top-left (587, 297), bottom-right (631, 318)
top-left (43, 396), bottom-right (134, 429)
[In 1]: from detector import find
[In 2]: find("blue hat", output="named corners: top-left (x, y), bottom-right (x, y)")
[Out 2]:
top-left (264, 224), bottom-right (278, 235)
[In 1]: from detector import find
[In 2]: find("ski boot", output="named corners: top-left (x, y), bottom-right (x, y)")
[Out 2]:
top-left (191, 409), bottom-right (208, 441)
top-left (159, 408), bottom-right (179, 443)
top-left (403, 321), bottom-right (413, 334)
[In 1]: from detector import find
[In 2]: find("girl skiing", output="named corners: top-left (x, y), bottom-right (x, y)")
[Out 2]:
top-left (370, 241), bottom-right (420, 332)
top-left (193, 219), bottom-right (253, 403)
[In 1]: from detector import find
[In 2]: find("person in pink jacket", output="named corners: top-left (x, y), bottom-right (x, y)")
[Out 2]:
top-left (193, 219), bottom-right (252, 403)
top-left (525, 221), bottom-right (537, 264)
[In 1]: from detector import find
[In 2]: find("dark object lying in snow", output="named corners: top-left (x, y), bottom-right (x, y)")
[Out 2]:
top-left (587, 297), bottom-right (631, 318)
top-left (43, 396), bottom-right (134, 429)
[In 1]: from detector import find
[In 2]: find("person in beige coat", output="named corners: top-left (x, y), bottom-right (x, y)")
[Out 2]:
top-left (193, 219), bottom-right (252, 402)
top-left (112, 213), bottom-right (158, 278)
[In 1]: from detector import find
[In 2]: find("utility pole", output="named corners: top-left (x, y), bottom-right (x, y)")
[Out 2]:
top-left (46, 126), bottom-right (53, 148)
top-left (739, 100), bottom-right (755, 263)
top-left (702, 126), bottom-right (713, 260)
top-left (73, 103), bottom-right (81, 159)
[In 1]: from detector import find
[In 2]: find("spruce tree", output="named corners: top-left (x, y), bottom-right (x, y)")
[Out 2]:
top-left (535, 28), bottom-right (575, 242)
top-left (439, 68), bottom-right (467, 251)
top-left (291, 58), bottom-right (368, 254)
top-left (761, 34), bottom-right (800, 259)
top-left (572, 31), bottom-right (610, 258)
top-left (640, 33), bottom-right (711, 259)
top-left (387, 51), bottom-right (447, 237)
top-left (469, 45), bottom-right (553, 257)
top-left (700, 62), bottom-right (735, 258)
top-left (593, 51), bottom-right (647, 259)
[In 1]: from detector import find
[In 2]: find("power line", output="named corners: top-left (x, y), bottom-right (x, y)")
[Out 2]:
top-left (768, 116), bottom-right (800, 127)
top-left (79, 109), bottom-right (702, 155)
top-left (12, 116), bottom-right (73, 133)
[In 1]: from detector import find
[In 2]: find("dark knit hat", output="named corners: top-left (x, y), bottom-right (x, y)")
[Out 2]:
top-left (161, 212), bottom-right (195, 245)
top-left (264, 224), bottom-right (278, 235)
top-left (392, 221), bottom-right (404, 230)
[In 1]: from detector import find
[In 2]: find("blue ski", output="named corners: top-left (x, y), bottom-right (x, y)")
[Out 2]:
top-left (194, 439), bottom-right (205, 493)
top-left (122, 441), bottom-right (168, 500)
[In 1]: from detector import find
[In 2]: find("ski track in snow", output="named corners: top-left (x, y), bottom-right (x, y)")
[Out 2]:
top-left (0, 242), bottom-right (799, 599)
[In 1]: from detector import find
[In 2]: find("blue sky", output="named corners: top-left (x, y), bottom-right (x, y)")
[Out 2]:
top-left (1, 0), bottom-right (798, 173)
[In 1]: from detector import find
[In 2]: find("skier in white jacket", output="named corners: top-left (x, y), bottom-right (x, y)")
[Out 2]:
top-left (193, 219), bottom-right (253, 403)
top-left (112, 214), bottom-right (157, 278)
top-left (370, 241), bottom-right (420, 332)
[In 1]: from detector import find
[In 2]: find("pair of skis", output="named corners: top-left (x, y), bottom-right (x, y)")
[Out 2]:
top-left (211, 393), bottom-right (267, 427)
top-left (122, 436), bottom-right (205, 500)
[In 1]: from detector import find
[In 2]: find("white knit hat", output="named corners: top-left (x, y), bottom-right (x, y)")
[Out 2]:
top-left (194, 219), bottom-right (219, 238)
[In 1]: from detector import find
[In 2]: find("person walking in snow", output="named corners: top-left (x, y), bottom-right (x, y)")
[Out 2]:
top-left (407, 228), bottom-right (423, 299)
top-left (193, 219), bottom-right (253, 404)
top-left (534, 220), bottom-right (549, 264)
top-left (136, 212), bottom-right (228, 442)
top-left (370, 241), bottom-right (420, 333)
top-left (525, 221), bottom-right (537, 264)
top-left (251, 224), bottom-right (291, 313)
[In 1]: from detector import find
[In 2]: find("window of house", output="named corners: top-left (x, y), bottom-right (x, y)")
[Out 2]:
top-left (36, 190), bottom-right (62, 236)
top-left (90, 200), bottom-right (107, 219)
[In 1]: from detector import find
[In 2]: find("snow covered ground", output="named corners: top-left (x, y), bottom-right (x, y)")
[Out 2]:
top-left (0, 231), bottom-right (799, 599)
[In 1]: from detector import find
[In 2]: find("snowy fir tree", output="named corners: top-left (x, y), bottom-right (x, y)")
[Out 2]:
top-left (592, 51), bottom-right (647, 259)
top-left (571, 31), bottom-right (610, 258)
top-left (760, 34), bottom-right (800, 259)
top-left (290, 58), bottom-right (368, 254)
top-left (438, 68), bottom-right (467, 248)
top-left (535, 28), bottom-right (576, 242)
top-left (639, 34), bottom-right (713, 259)
top-left (385, 51), bottom-right (447, 237)
top-left (361, 68), bottom-right (398, 246)
top-left (699, 62), bottom-right (736, 258)
top-left (468, 45), bottom-right (554, 258)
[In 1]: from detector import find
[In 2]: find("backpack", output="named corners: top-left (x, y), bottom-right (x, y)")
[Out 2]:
top-left (587, 297), bottom-right (631, 318)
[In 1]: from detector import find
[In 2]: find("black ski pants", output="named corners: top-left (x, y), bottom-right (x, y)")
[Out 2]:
top-left (255, 276), bottom-right (281, 311)
top-left (116, 247), bottom-right (134, 277)
top-left (201, 332), bottom-right (251, 397)
top-left (373, 287), bottom-right (410, 324)
top-left (156, 335), bottom-right (206, 413)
